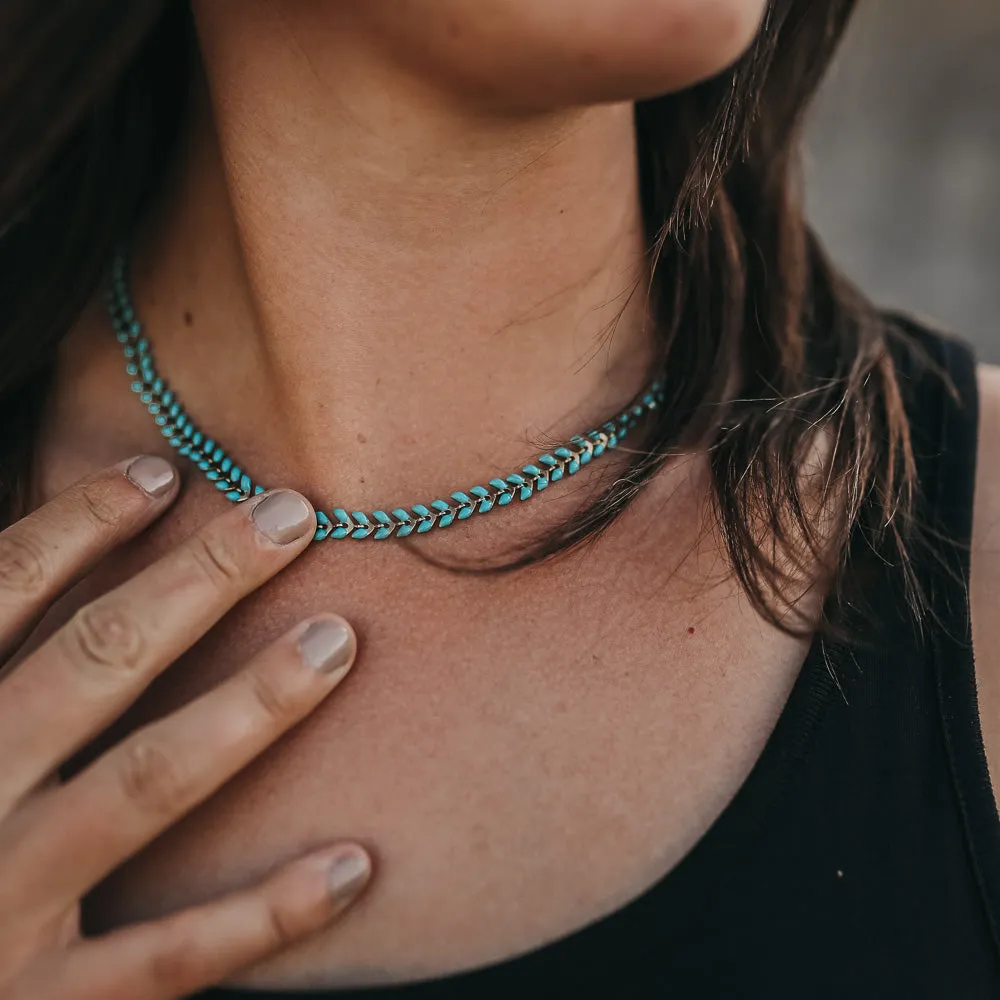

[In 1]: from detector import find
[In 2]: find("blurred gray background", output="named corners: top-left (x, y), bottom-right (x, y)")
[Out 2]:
top-left (805, 0), bottom-right (999, 359)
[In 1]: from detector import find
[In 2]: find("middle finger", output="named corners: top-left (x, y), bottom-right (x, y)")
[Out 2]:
top-left (0, 489), bottom-right (317, 812)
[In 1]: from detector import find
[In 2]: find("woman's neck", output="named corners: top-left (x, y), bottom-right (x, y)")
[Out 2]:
top-left (125, 1), bottom-right (654, 514)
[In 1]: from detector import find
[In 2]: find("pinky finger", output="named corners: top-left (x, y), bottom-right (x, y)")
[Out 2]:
top-left (12, 844), bottom-right (372, 1000)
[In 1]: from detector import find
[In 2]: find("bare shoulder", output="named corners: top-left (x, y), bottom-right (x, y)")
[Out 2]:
top-left (973, 364), bottom-right (1000, 539)
top-left (970, 364), bottom-right (1000, 790)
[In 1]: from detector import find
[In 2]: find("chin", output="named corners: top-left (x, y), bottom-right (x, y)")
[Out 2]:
top-left (340, 0), bottom-right (770, 108)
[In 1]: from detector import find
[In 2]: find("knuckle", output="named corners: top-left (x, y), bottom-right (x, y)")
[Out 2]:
top-left (147, 932), bottom-right (209, 993)
top-left (247, 666), bottom-right (301, 726)
top-left (263, 899), bottom-right (302, 950)
top-left (187, 533), bottom-right (245, 592)
top-left (118, 739), bottom-right (190, 817)
top-left (66, 601), bottom-right (145, 676)
top-left (0, 530), bottom-right (49, 599)
top-left (77, 476), bottom-right (126, 529)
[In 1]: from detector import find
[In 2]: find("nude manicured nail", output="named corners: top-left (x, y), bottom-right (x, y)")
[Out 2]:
top-left (251, 490), bottom-right (314, 544)
top-left (298, 617), bottom-right (356, 676)
top-left (327, 848), bottom-right (371, 905)
top-left (125, 455), bottom-right (177, 498)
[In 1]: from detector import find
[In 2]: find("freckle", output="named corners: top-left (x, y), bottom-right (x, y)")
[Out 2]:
top-left (183, 310), bottom-right (194, 326)
top-left (687, 626), bottom-right (696, 635)
top-left (357, 432), bottom-right (367, 444)
top-left (375, 377), bottom-right (383, 387)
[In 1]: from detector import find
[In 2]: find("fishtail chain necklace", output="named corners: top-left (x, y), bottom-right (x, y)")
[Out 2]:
top-left (107, 250), bottom-right (664, 541)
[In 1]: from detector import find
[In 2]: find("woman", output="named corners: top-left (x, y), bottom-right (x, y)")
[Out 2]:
top-left (1, 1), bottom-right (997, 997)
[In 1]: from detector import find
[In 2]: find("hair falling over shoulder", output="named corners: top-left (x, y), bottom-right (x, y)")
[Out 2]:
top-left (0, 0), bottom-right (923, 635)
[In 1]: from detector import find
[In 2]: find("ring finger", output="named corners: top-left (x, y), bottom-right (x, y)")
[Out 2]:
top-left (4, 612), bottom-right (357, 911)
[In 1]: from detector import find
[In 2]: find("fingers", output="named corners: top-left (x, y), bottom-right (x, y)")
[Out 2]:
top-left (0, 456), bottom-right (179, 659)
top-left (9, 844), bottom-right (372, 1000)
top-left (5, 614), bottom-right (357, 908)
top-left (0, 488), bottom-right (318, 812)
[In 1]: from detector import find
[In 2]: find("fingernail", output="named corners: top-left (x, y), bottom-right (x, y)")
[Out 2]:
top-left (298, 617), bottom-right (356, 676)
top-left (327, 848), bottom-right (371, 905)
top-left (124, 455), bottom-right (176, 498)
top-left (251, 490), bottom-right (314, 544)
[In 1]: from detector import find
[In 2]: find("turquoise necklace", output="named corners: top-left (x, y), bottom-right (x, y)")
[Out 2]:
top-left (106, 251), bottom-right (664, 541)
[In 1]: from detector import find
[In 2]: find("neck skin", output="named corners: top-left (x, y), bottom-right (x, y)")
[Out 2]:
top-left (118, 2), bottom-right (655, 528)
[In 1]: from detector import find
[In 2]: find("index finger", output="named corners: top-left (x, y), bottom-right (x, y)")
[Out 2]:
top-left (0, 456), bottom-right (179, 657)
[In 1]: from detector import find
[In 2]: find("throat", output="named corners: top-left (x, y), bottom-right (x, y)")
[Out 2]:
top-left (110, 7), bottom-right (655, 526)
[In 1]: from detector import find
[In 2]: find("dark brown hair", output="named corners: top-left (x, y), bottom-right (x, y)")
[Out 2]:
top-left (0, 0), bottom-right (919, 633)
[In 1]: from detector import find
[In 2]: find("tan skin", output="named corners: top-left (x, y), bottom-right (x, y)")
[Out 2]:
top-left (972, 367), bottom-right (1000, 811)
top-left (2, 2), bottom-right (997, 994)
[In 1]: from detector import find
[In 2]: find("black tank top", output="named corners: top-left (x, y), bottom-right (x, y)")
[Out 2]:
top-left (202, 321), bottom-right (1000, 999)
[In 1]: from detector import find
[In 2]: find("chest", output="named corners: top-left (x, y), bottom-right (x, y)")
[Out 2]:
top-left (23, 480), bottom-right (813, 986)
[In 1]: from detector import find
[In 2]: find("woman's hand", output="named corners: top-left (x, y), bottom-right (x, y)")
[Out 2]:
top-left (0, 456), bottom-right (369, 1000)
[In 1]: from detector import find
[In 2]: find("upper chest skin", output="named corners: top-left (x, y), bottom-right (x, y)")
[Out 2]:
top-left (29, 440), bottom-right (813, 987)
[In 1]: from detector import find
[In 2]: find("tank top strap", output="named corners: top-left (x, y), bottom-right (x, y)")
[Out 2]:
top-left (891, 313), bottom-right (1000, 954)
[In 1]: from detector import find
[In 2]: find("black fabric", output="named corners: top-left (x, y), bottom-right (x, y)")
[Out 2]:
top-left (202, 320), bottom-right (1000, 999)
